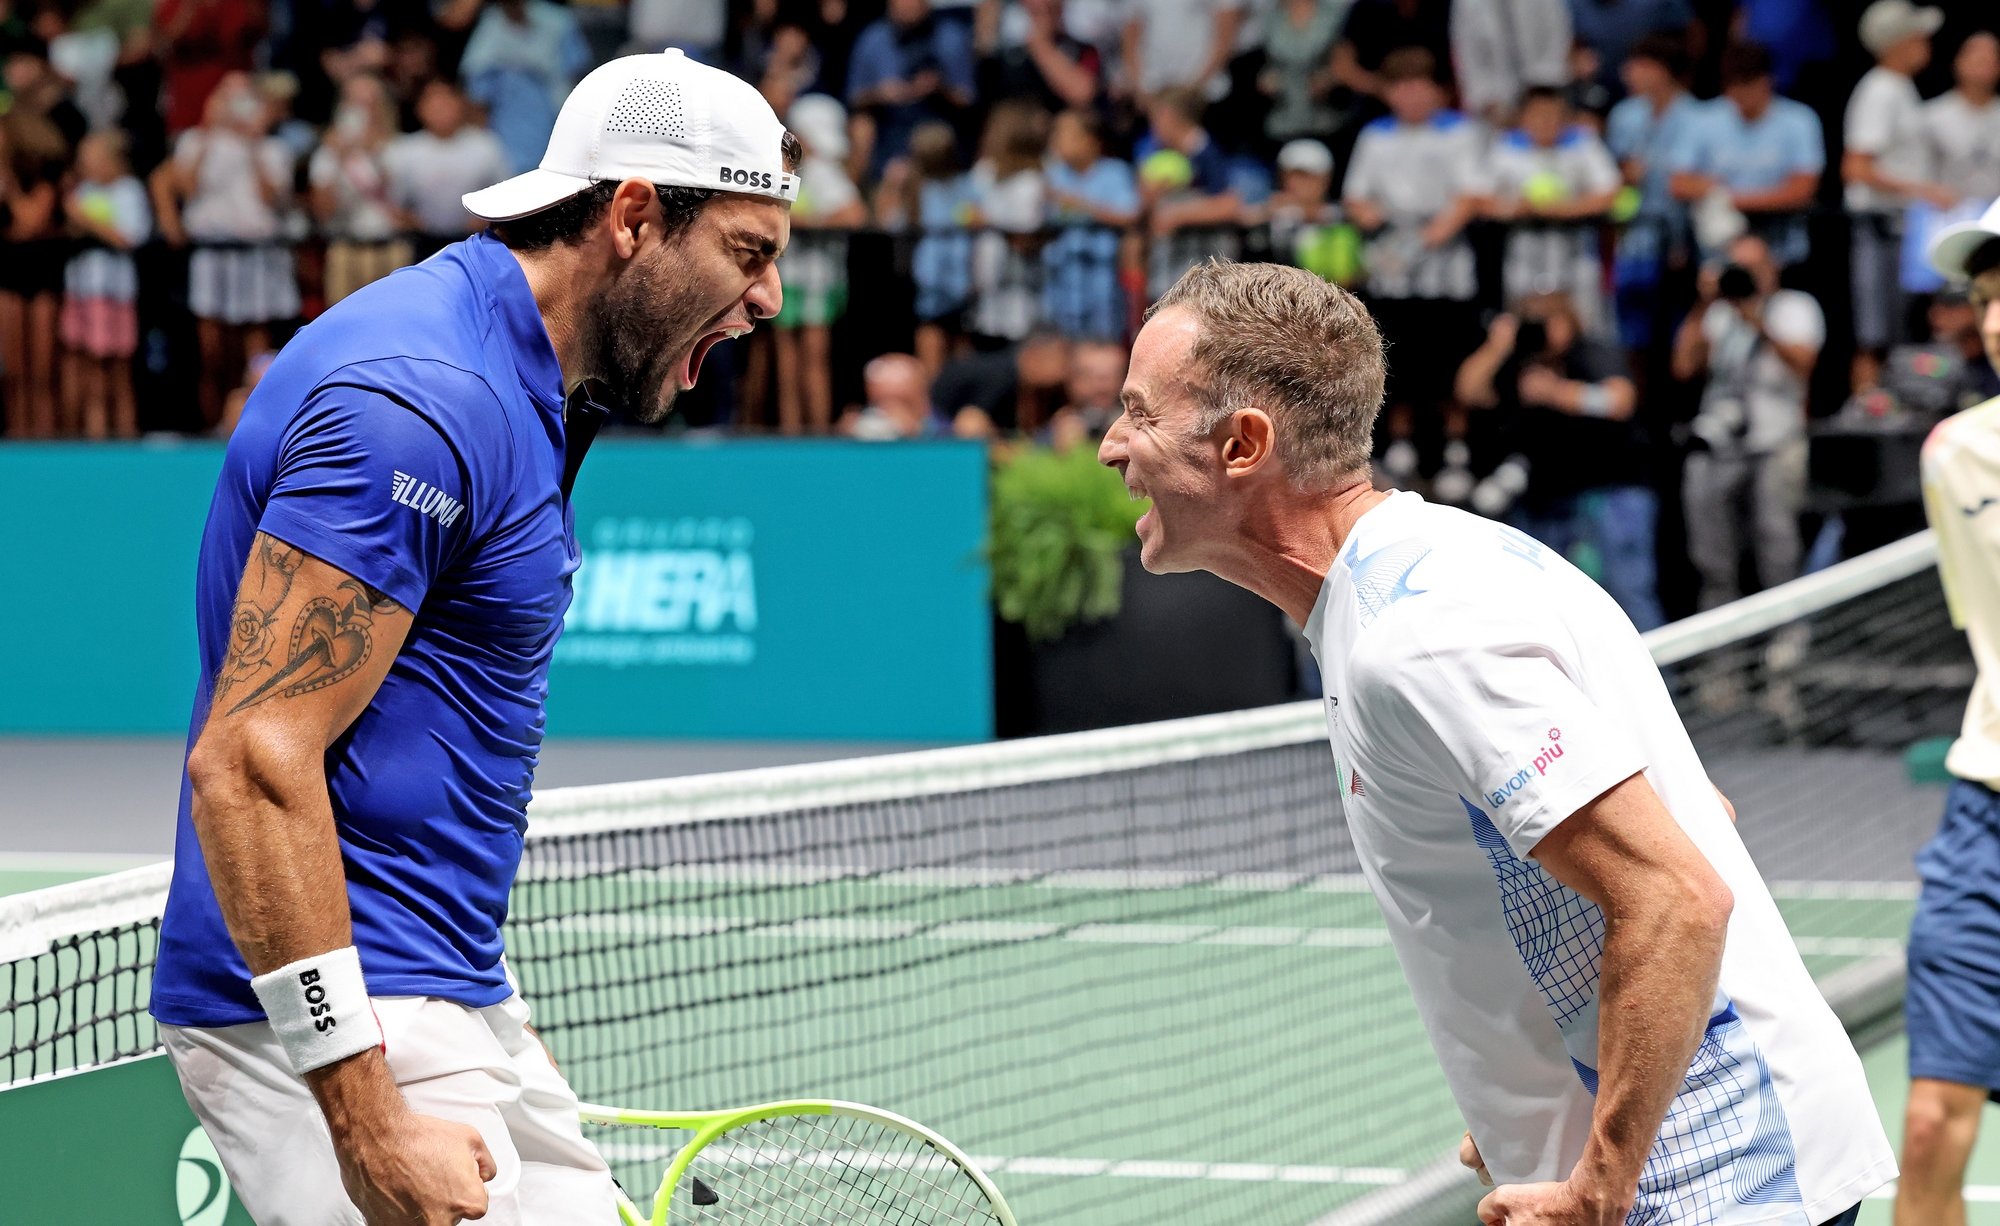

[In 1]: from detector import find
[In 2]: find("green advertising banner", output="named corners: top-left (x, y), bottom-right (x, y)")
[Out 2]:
top-left (0, 1053), bottom-right (253, 1224)
top-left (0, 440), bottom-right (992, 741)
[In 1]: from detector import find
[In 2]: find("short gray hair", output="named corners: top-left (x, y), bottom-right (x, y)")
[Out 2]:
top-left (1148, 260), bottom-right (1385, 490)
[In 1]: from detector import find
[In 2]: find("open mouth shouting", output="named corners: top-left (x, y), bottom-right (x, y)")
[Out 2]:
top-left (681, 315), bottom-right (756, 390)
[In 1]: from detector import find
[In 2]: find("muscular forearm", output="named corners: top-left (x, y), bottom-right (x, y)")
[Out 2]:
top-left (1575, 888), bottom-right (1731, 1205)
top-left (188, 738), bottom-right (413, 1134)
top-left (187, 736), bottom-right (353, 975)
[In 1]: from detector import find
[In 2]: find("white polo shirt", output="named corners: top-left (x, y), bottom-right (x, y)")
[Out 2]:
top-left (1923, 396), bottom-right (2000, 790)
top-left (1303, 492), bottom-right (1894, 1223)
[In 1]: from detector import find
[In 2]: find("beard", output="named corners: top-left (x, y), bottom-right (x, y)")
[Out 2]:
top-left (587, 247), bottom-right (722, 424)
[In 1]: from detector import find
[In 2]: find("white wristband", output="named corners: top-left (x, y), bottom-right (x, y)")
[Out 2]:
top-left (249, 946), bottom-right (383, 1076)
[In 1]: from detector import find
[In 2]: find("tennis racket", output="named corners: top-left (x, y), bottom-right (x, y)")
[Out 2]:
top-left (581, 1099), bottom-right (1019, 1226)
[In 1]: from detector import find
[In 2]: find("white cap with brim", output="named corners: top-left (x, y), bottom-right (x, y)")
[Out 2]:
top-left (1276, 139), bottom-right (1334, 177)
top-left (463, 49), bottom-right (797, 223)
top-left (1859, 0), bottom-right (1943, 56)
top-left (1929, 197), bottom-right (2000, 281)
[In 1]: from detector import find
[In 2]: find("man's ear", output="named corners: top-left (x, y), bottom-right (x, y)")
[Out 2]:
top-left (1221, 407), bottom-right (1278, 478)
top-left (605, 178), bottom-right (656, 260)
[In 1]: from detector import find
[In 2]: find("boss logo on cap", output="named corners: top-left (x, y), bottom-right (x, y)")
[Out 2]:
top-left (720, 166), bottom-right (775, 190)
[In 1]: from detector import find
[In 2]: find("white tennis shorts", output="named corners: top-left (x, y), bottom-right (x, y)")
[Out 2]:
top-left (161, 992), bottom-right (619, 1226)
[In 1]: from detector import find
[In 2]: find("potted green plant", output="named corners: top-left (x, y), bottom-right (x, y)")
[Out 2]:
top-left (987, 442), bottom-right (1299, 735)
top-left (988, 442), bottom-right (1144, 644)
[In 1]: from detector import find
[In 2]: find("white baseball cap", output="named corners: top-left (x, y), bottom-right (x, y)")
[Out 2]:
top-left (463, 49), bottom-right (798, 223)
top-left (1930, 197), bottom-right (2000, 281)
top-left (1858, 0), bottom-right (1942, 56)
top-left (1276, 139), bottom-right (1334, 177)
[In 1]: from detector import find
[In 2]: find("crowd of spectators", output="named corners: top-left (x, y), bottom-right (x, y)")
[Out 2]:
top-left (4, 0), bottom-right (2000, 623)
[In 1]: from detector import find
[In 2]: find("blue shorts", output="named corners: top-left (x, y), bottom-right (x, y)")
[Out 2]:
top-left (1908, 778), bottom-right (2000, 1092)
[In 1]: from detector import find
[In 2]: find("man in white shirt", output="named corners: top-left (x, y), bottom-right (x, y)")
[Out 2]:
top-left (1121, 0), bottom-right (1246, 105)
top-left (1098, 257), bottom-right (1893, 1225)
top-left (1897, 196), bottom-right (2000, 1226)
top-left (1926, 32), bottom-right (2000, 207)
top-left (1842, 0), bottom-right (1950, 393)
top-left (386, 79), bottom-right (511, 251)
top-left (1671, 233), bottom-right (1824, 610)
top-left (1450, 0), bottom-right (1571, 125)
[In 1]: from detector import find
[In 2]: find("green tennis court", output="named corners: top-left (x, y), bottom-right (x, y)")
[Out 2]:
top-left (0, 536), bottom-right (1985, 1225)
top-left (0, 862), bottom-right (1961, 1224)
top-left (527, 869), bottom-right (1918, 1224)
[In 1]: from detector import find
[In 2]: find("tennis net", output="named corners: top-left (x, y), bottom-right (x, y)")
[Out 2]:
top-left (0, 531), bottom-right (1968, 1225)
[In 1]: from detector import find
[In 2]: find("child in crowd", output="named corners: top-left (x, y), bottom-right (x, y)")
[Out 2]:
top-left (877, 120), bottom-right (976, 378)
top-left (1138, 88), bottom-right (1241, 299)
top-left (1251, 138), bottom-right (1358, 287)
top-left (386, 79), bottom-right (511, 257)
top-left (61, 130), bottom-right (151, 439)
top-left (967, 98), bottom-right (1049, 343)
top-left (1042, 108), bottom-right (1137, 341)
top-left (1341, 46), bottom-right (1487, 488)
top-left (1486, 85), bottom-right (1621, 335)
top-left (771, 93), bottom-right (865, 435)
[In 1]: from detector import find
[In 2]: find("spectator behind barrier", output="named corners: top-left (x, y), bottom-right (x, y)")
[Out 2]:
top-left (770, 93), bottom-right (866, 436)
top-left (1606, 32), bottom-right (1702, 357)
top-left (1927, 32), bottom-right (2000, 206)
top-left (1122, 0), bottom-right (1246, 109)
top-left (1672, 233), bottom-right (1824, 610)
top-left (459, 0), bottom-right (590, 175)
top-left (1042, 107), bottom-right (1138, 342)
top-left (848, 0), bottom-right (977, 177)
top-left (150, 70), bottom-right (300, 431)
top-left (1, 44), bottom-right (76, 440)
top-left (1667, 41), bottom-right (1823, 268)
top-left (1449, 0), bottom-right (1569, 126)
top-left (1257, 0), bottom-right (1352, 148)
top-left (876, 120), bottom-right (977, 378)
top-left (62, 129), bottom-right (151, 439)
top-left (1138, 87), bottom-right (1241, 299)
top-left (309, 74), bottom-right (410, 306)
top-left (1341, 45), bottom-right (1486, 488)
top-left (966, 99), bottom-right (1049, 343)
top-left (386, 78), bottom-right (510, 252)
top-left (1485, 85), bottom-right (1621, 336)
top-left (1455, 291), bottom-right (1662, 630)
top-left (1843, 0), bottom-right (1950, 396)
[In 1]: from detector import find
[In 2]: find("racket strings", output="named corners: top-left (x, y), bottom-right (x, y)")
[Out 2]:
top-left (682, 1112), bottom-right (1000, 1224)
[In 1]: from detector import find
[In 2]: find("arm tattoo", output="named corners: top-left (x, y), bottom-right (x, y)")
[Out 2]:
top-left (217, 546), bottom-right (404, 715)
top-left (214, 537), bottom-right (303, 706)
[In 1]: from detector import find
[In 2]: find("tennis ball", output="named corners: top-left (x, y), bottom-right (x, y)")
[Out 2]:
top-left (1293, 223), bottom-right (1365, 287)
top-left (1610, 185), bottom-right (1642, 223)
top-left (1522, 171), bottom-right (1570, 208)
top-left (1140, 149), bottom-right (1194, 191)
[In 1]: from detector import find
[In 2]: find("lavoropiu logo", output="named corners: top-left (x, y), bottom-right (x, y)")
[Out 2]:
top-left (177, 1126), bottom-right (233, 1226)
top-left (1485, 728), bottom-right (1565, 807)
top-left (560, 517), bottom-right (758, 667)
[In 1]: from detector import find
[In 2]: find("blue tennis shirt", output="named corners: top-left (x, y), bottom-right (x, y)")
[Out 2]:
top-left (152, 233), bottom-right (604, 1028)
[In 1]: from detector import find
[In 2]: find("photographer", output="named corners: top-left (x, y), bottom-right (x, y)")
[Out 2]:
top-left (1672, 232), bottom-right (1824, 609)
top-left (1456, 290), bottom-right (1663, 630)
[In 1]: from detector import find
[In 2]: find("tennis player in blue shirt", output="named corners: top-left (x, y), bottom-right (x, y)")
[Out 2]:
top-left (148, 50), bottom-right (798, 1226)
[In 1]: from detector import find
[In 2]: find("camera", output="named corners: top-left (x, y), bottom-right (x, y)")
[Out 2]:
top-left (1512, 318), bottom-right (1549, 359)
top-left (1717, 264), bottom-right (1759, 302)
